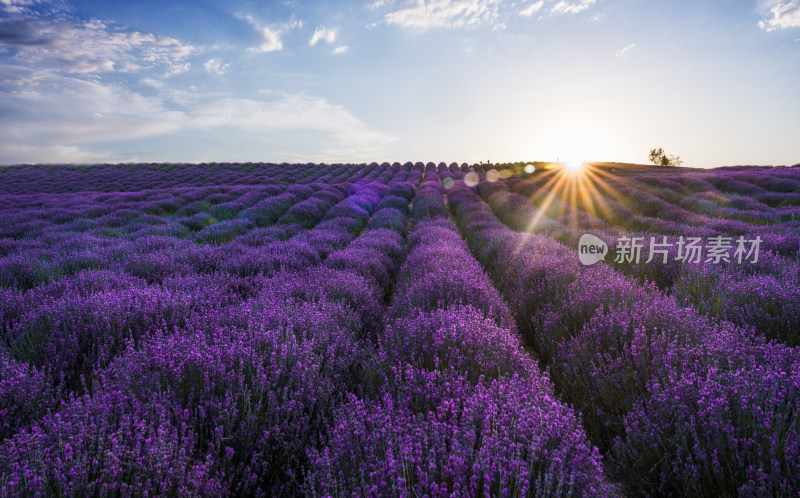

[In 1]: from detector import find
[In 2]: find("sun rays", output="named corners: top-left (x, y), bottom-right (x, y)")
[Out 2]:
top-left (516, 162), bottom-right (626, 234)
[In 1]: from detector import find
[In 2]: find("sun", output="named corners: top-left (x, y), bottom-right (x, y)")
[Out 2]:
top-left (561, 156), bottom-right (586, 172)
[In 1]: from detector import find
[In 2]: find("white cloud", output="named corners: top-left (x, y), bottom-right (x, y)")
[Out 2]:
top-left (140, 77), bottom-right (166, 89)
top-left (615, 43), bottom-right (635, 56)
top-left (191, 93), bottom-right (392, 142)
top-left (251, 26), bottom-right (283, 52)
top-left (65, 58), bottom-right (115, 73)
top-left (550, 0), bottom-right (596, 15)
top-left (758, 0), bottom-right (800, 31)
top-left (520, 1), bottom-right (544, 17)
top-left (185, 92), bottom-right (396, 159)
top-left (238, 14), bottom-right (304, 53)
top-left (368, 0), bottom-right (392, 9)
top-left (163, 62), bottom-right (190, 77)
top-left (203, 57), bottom-right (230, 75)
top-left (286, 18), bottom-right (304, 30)
top-left (0, 144), bottom-right (115, 164)
top-left (380, 0), bottom-right (503, 29)
top-left (0, 65), bottom-right (186, 163)
top-left (370, 0), bottom-right (596, 29)
top-left (238, 14), bottom-right (283, 52)
top-left (0, 0), bottom-right (59, 15)
top-left (310, 27), bottom-right (337, 46)
top-left (1, 0), bottom-right (31, 14)
top-left (0, 17), bottom-right (196, 75)
top-left (0, 5), bottom-right (395, 164)
top-left (0, 63), bottom-right (394, 164)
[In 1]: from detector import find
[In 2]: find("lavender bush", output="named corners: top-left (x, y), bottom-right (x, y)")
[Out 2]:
top-left (0, 161), bottom-right (797, 496)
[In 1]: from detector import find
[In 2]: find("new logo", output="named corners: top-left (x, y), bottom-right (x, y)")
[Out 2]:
top-left (578, 234), bottom-right (608, 266)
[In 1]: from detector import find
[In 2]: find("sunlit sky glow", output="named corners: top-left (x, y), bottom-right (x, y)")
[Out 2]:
top-left (1, 0), bottom-right (799, 167)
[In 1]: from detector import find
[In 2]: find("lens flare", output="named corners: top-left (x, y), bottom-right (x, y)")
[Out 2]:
top-left (562, 157), bottom-right (586, 172)
top-left (464, 172), bottom-right (479, 187)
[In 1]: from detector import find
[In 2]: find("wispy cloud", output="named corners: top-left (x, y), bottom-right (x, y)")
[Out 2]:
top-left (191, 92), bottom-right (394, 152)
top-left (191, 93), bottom-right (395, 161)
top-left (0, 17), bottom-right (196, 76)
top-left (203, 57), bottom-right (230, 75)
top-left (0, 63), bottom-right (394, 163)
top-left (615, 43), bottom-right (635, 56)
top-left (758, 0), bottom-right (800, 31)
top-left (370, 0), bottom-right (598, 29)
top-left (0, 1), bottom-right (393, 164)
top-left (310, 27), bottom-right (337, 46)
top-left (1, 0), bottom-right (33, 14)
top-left (237, 14), bottom-right (303, 53)
top-left (520, 1), bottom-right (544, 17)
top-left (550, 0), bottom-right (596, 15)
top-left (0, 64), bottom-right (185, 163)
top-left (238, 14), bottom-right (284, 52)
top-left (0, 0), bottom-right (64, 16)
top-left (368, 0), bottom-right (392, 10)
top-left (254, 27), bottom-right (283, 52)
top-left (376, 0), bottom-right (503, 29)
top-left (66, 58), bottom-right (116, 73)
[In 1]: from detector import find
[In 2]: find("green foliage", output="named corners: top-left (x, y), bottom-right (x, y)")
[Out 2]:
top-left (649, 147), bottom-right (683, 167)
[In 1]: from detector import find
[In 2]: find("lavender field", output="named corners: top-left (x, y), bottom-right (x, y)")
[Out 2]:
top-left (0, 161), bottom-right (798, 496)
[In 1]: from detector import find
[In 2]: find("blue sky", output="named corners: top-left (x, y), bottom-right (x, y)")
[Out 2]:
top-left (1, 0), bottom-right (799, 167)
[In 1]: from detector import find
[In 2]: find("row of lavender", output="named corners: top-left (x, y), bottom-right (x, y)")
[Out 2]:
top-left (446, 178), bottom-right (800, 495)
top-left (0, 162), bottom-right (372, 194)
top-left (0, 162), bottom-right (475, 195)
top-left (306, 174), bottom-right (614, 495)
top-left (1, 161), bottom-right (616, 495)
top-left (0, 162), bottom-right (393, 243)
top-left (471, 176), bottom-right (800, 345)
top-left (0, 162), bottom-right (425, 290)
top-left (483, 164), bottom-right (800, 255)
top-left (620, 166), bottom-right (800, 220)
top-left (0, 163), bottom-right (420, 493)
top-left (2, 160), bottom-right (798, 494)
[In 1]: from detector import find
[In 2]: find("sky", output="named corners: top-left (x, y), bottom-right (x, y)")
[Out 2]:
top-left (1, 0), bottom-right (799, 168)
